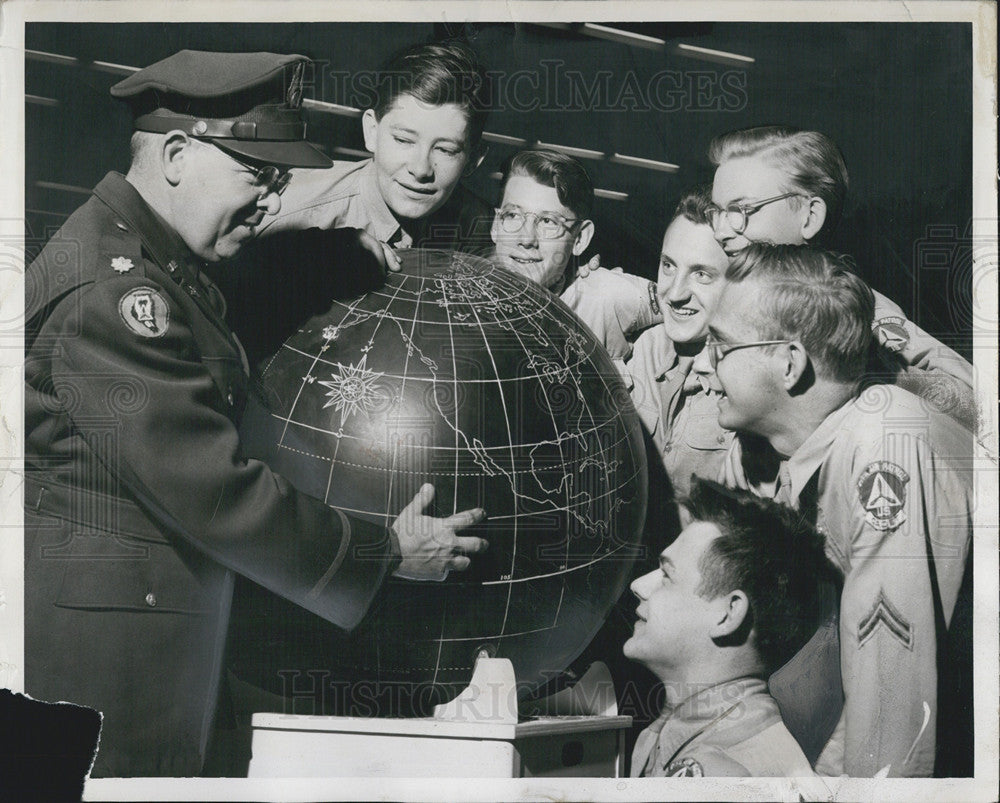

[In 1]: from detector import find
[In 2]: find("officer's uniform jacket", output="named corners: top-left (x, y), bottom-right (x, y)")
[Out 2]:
top-left (630, 677), bottom-right (815, 777)
top-left (625, 325), bottom-right (733, 497)
top-left (719, 386), bottom-right (972, 776)
top-left (24, 172), bottom-right (399, 777)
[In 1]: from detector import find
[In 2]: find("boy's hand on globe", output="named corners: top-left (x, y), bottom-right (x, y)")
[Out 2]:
top-left (392, 484), bottom-right (488, 581)
top-left (356, 229), bottom-right (402, 274)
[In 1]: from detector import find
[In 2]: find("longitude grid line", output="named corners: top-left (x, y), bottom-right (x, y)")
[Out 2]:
top-left (485, 277), bottom-right (574, 632)
top-left (322, 276), bottom-right (409, 510)
top-left (462, 277), bottom-right (523, 643)
top-left (274, 293), bottom-right (362, 448)
top-left (490, 273), bottom-right (604, 587)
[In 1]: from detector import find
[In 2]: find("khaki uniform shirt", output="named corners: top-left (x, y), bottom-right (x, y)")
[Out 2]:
top-left (720, 386), bottom-right (972, 776)
top-left (257, 158), bottom-right (413, 246)
top-left (630, 677), bottom-right (815, 777)
top-left (625, 325), bottom-right (733, 497)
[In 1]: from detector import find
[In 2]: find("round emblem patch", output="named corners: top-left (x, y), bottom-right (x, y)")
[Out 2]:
top-left (857, 461), bottom-right (909, 531)
top-left (872, 316), bottom-right (909, 353)
top-left (664, 757), bottom-right (704, 777)
top-left (119, 286), bottom-right (169, 338)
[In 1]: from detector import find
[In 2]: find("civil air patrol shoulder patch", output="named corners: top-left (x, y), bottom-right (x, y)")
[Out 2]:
top-left (872, 316), bottom-right (910, 353)
top-left (664, 757), bottom-right (704, 777)
top-left (119, 287), bottom-right (169, 338)
top-left (857, 461), bottom-right (909, 531)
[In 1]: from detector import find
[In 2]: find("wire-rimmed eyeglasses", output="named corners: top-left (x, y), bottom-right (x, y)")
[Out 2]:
top-left (495, 206), bottom-right (579, 240)
top-left (706, 192), bottom-right (802, 235)
top-left (705, 334), bottom-right (793, 369)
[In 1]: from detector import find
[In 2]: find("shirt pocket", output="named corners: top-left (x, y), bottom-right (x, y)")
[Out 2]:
top-left (54, 536), bottom-right (220, 615)
top-left (683, 414), bottom-right (730, 451)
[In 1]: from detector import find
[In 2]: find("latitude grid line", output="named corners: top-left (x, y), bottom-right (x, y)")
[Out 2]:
top-left (280, 462), bottom-right (645, 525)
top-left (279, 337), bottom-right (606, 387)
top-left (267, 405), bottom-right (637, 453)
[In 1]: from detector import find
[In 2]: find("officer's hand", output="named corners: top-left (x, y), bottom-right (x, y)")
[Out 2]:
top-left (357, 230), bottom-right (402, 274)
top-left (392, 484), bottom-right (487, 581)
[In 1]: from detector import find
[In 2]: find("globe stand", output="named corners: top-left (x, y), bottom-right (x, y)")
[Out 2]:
top-left (247, 655), bottom-right (632, 778)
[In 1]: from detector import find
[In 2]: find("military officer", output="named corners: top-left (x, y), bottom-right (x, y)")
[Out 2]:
top-left (700, 244), bottom-right (972, 776)
top-left (625, 478), bottom-right (836, 777)
top-left (23, 49), bottom-right (487, 778)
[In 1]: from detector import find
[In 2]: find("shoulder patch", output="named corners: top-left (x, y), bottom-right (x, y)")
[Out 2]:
top-left (872, 316), bottom-right (910, 353)
top-left (664, 757), bottom-right (703, 777)
top-left (857, 461), bottom-right (909, 531)
top-left (859, 589), bottom-right (913, 650)
top-left (119, 286), bottom-right (169, 338)
top-left (646, 279), bottom-right (661, 316)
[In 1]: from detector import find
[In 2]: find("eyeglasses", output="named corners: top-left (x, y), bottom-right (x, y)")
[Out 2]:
top-left (206, 141), bottom-right (292, 197)
top-left (707, 192), bottom-right (802, 235)
top-left (495, 206), bottom-right (579, 239)
top-left (705, 334), bottom-right (792, 369)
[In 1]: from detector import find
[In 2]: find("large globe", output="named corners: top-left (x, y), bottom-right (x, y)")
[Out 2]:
top-left (234, 248), bottom-right (647, 716)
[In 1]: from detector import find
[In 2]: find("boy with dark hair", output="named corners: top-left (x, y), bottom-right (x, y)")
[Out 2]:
top-left (625, 478), bottom-right (838, 777)
top-left (625, 184), bottom-right (734, 497)
top-left (258, 39), bottom-right (489, 247)
top-left (220, 40), bottom-right (491, 364)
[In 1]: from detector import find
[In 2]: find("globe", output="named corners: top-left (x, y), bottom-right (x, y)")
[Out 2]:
top-left (232, 248), bottom-right (647, 717)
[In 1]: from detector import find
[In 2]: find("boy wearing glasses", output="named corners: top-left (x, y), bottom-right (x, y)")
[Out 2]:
top-left (698, 243), bottom-right (972, 777)
top-left (490, 148), bottom-right (661, 364)
top-left (707, 126), bottom-right (974, 429)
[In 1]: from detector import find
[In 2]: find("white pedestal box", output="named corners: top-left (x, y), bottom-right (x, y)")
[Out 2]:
top-left (247, 659), bottom-right (631, 778)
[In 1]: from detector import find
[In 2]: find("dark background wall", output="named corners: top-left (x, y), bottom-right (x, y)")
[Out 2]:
top-left (25, 21), bottom-right (973, 359)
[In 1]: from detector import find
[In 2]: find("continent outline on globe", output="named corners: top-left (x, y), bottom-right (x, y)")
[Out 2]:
top-left (234, 248), bottom-right (648, 717)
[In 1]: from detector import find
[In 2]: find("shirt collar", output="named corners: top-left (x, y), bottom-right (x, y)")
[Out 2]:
top-left (357, 160), bottom-right (409, 246)
top-left (783, 395), bottom-right (857, 503)
top-left (647, 328), bottom-right (681, 382)
top-left (639, 677), bottom-right (767, 772)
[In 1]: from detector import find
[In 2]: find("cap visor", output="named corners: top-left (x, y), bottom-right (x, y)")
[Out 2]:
top-left (212, 138), bottom-right (332, 169)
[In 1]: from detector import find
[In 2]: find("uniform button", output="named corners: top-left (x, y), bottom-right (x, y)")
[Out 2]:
top-left (717, 435), bottom-right (726, 444)
top-left (186, 285), bottom-right (199, 297)
top-left (227, 392), bottom-right (235, 406)
top-left (145, 592), bottom-right (157, 608)
top-left (664, 444), bottom-right (672, 453)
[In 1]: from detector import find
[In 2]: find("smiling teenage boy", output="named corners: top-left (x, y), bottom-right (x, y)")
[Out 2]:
top-left (258, 40), bottom-right (489, 248)
top-left (625, 478), bottom-right (838, 778)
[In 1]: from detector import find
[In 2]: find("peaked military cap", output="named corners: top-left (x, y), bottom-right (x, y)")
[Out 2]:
top-left (111, 50), bottom-right (331, 169)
